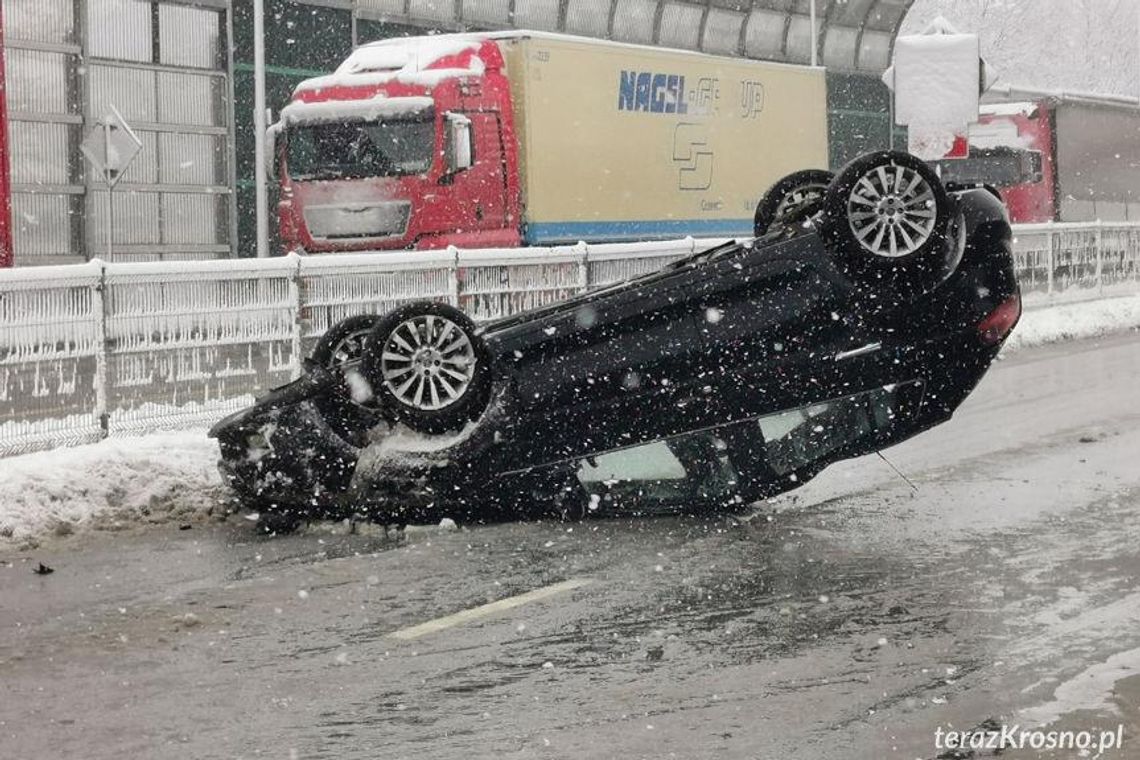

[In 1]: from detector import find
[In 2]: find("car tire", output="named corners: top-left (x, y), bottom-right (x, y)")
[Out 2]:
top-left (753, 169), bottom-right (834, 237)
top-left (817, 151), bottom-right (954, 295)
top-left (310, 314), bottom-right (386, 442)
top-left (361, 301), bottom-right (491, 435)
top-left (311, 314), bottom-right (381, 369)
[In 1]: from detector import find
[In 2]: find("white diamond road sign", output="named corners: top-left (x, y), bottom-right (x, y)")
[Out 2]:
top-left (80, 105), bottom-right (142, 188)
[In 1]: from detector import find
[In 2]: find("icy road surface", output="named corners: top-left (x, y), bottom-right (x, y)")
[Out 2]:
top-left (2, 332), bottom-right (1140, 760)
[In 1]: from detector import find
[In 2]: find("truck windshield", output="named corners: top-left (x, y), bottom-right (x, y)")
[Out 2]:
top-left (286, 118), bottom-right (435, 181)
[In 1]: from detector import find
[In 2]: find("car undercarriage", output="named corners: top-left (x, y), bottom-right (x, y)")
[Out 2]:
top-left (210, 151), bottom-right (1021, 531)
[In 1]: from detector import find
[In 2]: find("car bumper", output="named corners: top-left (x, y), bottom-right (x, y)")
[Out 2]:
top-left (214, 400), bottom-right (360, 513)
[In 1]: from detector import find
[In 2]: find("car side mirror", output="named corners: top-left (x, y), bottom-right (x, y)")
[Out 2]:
top-left (443, 112), bottom-right (473, 176)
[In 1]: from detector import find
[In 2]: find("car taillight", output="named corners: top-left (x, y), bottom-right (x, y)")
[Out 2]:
top-left (978, 293), bottom-right (1022, 346)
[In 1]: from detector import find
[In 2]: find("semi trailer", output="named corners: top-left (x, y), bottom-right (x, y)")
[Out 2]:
top-left (269, 31), bottom-right (829, 254)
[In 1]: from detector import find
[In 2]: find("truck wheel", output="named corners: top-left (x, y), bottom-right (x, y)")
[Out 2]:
top-left (753, 169), bottom-right (834, 236)
top-left (361, 301), bottom-right (491, 435)
top-left (817, 151), bottom-right (953, 295)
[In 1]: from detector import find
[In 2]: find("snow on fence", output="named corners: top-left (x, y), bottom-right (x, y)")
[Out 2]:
top-left (1012, 222), bottom-right (1140, 301)
top-left (0, 238), bottom-right (704, 456)
top-left (1, 225), bottom-right (1138, 458)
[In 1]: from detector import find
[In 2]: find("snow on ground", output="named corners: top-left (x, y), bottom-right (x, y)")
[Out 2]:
top-left (1004, 293), bottom-right (1140, 352)
top-left (1020, 644), bottom-right (1140, 727)
top-left (0, 294), bottom-right (1137, 548)
top-left (0, 432), bottom-right (224, 547)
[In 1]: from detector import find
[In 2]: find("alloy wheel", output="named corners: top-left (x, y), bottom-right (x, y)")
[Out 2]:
top-left (846, 163), bottom-right (937, 258)
top-left (379, 315), bottom-right (477, 411)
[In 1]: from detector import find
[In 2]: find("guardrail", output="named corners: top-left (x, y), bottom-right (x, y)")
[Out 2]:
top-left (2, 224), bottom-right (1138, 458)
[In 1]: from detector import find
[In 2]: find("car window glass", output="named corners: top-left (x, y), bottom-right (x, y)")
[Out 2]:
top-left (578, 441), bottom-right (687, 482)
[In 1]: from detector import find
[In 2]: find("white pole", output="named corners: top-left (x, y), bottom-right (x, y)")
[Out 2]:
top-left (103, 121), bottom-right (113, 260)
top-left (253, 0), bottom-right (269, 258)
top-left (810, 0), bottom-right (818, 67)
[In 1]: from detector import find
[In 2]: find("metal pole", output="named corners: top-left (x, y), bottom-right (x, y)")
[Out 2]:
top-left (0, 1), bottom-right (13, 268)
top-left (448, 245), bottom-right (461, 307)
top-left (1095, 220), bottom-right (1104, 294)
top-left (287, 253), bottom-right (303, 380)
top-left (93, 262), bottom-right (109, 439)
top-left (253, 0), bottom-right (269, 258)
top-left (809, 0), bottom-right (818, 67)
top-left (888, 92), bottom-right (895, 150)
top-left (106, 186), bottom-right (113, 260)
top-left (104, 122), bottom-right (113, 260)
top-left (1047, 227), bottom-right (1055, 295)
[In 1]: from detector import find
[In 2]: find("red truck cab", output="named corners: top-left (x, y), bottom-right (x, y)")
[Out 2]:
top-left (935, 94), bottom-right (1140, 224)
top-left (934, 101), bottom-right (1055, 223)
top-left (273, 38), bottom-right (521, 253)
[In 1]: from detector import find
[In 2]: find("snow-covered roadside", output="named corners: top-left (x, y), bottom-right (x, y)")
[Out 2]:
top-left (0, 432), bottom-right (224, 548)
top-left (1, 294), bottom-right (1138, 548)
top-left (1006, 293), bottom-right (1140, 352)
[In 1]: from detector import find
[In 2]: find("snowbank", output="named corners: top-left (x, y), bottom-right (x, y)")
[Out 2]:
top-left (0, 432), bottom-right (223, 547)
top-left (1006, 294), bottom-right (1140, 352)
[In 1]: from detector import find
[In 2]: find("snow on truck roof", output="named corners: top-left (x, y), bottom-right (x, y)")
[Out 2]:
top-left (980, 102), bottom-right (1038, 118)
top-left (294, 37), bottom-right (487, 94)
top-left (278, 96), bottom-right (434, 127)
top-left (982, 84), bottom-right (1140, 110)
top-left (351, 29), bottom-right (821, 69)
top-left (295, 29), bottom-right (820, 96)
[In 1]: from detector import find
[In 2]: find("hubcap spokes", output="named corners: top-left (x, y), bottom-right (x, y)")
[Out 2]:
top-left (380, 315), bottom-right (475, 411)
top-left (775, 184), bottom-right (828, 222)
top-left (329, 331), bottom-right (370, 368)
top-left (326, 329), bottom-right (381, 409)
top-left (846, 164), bottom-right (936, 258)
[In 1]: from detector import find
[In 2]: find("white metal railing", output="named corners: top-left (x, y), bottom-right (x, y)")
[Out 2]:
top-left (1012, 221), bottom-right (1140, 301)
top-left (1, 224), bottom-right (1138, 458)
top-left (0, 238), bottom-right (708, 456)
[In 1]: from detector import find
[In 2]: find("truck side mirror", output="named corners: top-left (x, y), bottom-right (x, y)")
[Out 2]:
top-left (444, 113), bottom-right (473, 175)
top-left (265, 122), bottom-right (281, 182)
top-left (1024, 150), bottom-right (1043, 184)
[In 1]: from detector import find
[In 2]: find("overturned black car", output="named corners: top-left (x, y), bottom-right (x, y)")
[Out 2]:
top-left (210, 151), bottom-right (1021, 531)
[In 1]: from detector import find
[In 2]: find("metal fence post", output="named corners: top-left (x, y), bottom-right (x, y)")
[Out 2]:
top-left (578, 242), bottom-right (590, 293)
top-left (1135, 229), bottom-right (1140, 284)
top-left (1046, 225), bottom-right (1055, 296)
top-left (448, 245), bottom-right (461, 306)
top-left (1095, 220), bottom-right (1104, 294)
top-left (288, 253), bottom-right (304, 380)
top-left (92, 260), bottom-right (110, 439)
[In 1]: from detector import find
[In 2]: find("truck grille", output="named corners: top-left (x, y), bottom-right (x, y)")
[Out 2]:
top-left (304, 201), bottom-right (411, 241)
